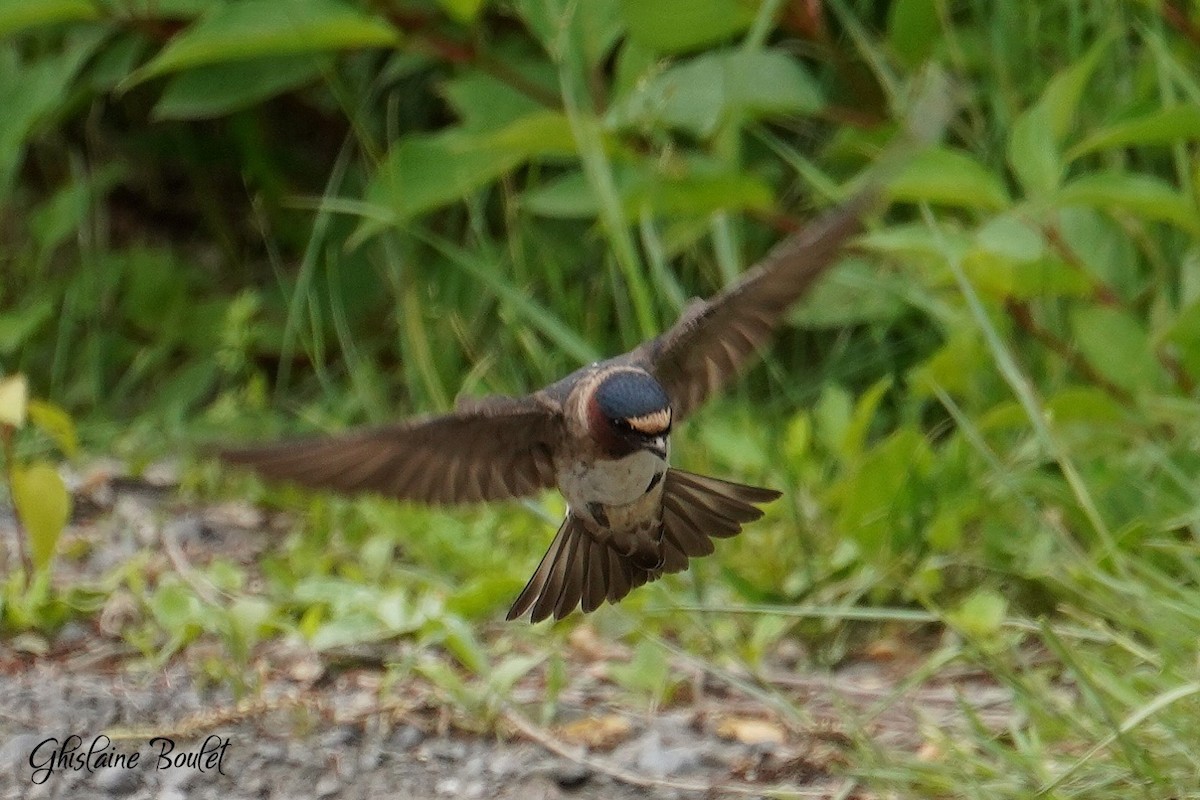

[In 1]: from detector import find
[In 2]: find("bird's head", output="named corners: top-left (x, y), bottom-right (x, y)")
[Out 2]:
top-left (586, 369), bottom-right (672, 459)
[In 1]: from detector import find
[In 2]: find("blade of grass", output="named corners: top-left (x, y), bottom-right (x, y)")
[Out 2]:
top-left (552, 5), bottom-right (657, 342)
top-left (275, 134), bottom-right (355, 400)
top-left (919, 203), bottom-right (1124, 576)
top-left (414, 231), bottom-right (601, 366)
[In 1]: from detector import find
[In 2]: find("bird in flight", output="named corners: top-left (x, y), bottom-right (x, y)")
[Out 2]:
top-left (222, 187), bottom-right (879, 622)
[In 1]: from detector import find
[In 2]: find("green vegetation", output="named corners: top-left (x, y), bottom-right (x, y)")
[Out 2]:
top-left (3, 0), bottom-right (1200, 796)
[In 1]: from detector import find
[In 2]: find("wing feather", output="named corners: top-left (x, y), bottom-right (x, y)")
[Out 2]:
top-left (220, 395), bottom-right (561, 505)
top-left (626, 188), bottom-right (879, 419)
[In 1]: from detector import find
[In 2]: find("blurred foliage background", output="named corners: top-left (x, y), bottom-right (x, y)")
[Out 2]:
top-left (3, 0), bottom-right (1200, 796)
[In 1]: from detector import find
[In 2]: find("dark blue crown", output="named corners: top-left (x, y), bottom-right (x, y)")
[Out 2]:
top-left (595, 371), bottom-right (671, 421)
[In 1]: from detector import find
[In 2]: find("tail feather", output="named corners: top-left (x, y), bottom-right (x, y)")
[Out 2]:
top-left (665, 471), bottom-right (779, 540)
top-left (506, 469), bottom-right (781, 623)
top-left (550, 531), bottom-right (585, 619)
top-left (605, 546), bottom-right (635, 602)
top-left (531, 518), bottom-right (581, 622)
top-left (580, 538), bottom-right (608, 613)
top-left (506, 516), bottom-right (571, 622)
top-left (660, 495), bottom-right (716, 556)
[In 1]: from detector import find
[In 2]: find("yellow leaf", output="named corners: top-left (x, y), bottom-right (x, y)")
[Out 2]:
top-left (0, 373), bottom-right (28, 428)
top-left (555, 714), bottom-right (633, 750)
top-left (715, 716), bottom-right (786, 745)
top-left (11, 461), bottom-right (71, 571)
top-left (28, 400), bottom-right (78, 458)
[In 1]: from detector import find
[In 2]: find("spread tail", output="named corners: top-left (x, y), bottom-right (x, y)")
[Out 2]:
top-left (506, 469), bottom-right (780, 622)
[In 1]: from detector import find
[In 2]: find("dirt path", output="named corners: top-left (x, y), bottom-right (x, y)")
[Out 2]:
top-left (1, 470), bottom-right (1014, 800)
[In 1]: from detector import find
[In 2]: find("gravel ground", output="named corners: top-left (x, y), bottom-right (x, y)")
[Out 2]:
top-left (1, 467), bottom-right (1017, 799)
top-left (0, 653), bottom-right (857, 800)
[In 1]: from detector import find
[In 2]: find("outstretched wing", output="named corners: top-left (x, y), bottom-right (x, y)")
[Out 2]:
top-left (626, 188), bottom-right (879, 420)
top-left (220, 395), bottom-right (563, 505)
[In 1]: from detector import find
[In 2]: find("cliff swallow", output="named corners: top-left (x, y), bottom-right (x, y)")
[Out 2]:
top-left (222, 188), bottom-right (877, 622)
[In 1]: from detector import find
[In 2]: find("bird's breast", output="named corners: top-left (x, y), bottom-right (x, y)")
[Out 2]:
top-left (558, 446), bottom-right (668, 510)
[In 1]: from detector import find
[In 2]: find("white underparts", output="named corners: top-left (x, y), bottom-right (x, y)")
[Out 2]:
top-left (559, 444), bottom-right (669, 510)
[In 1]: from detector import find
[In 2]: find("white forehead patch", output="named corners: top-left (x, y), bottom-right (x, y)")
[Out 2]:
top-left (627, 408), bottom-right (671, 434)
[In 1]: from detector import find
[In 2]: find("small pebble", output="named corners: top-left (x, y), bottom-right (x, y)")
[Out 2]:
top-left (316, 774), bottom-right (342, 797)
top-left (392, 725), bottom-right (425, 750)
top-left (552, 762), bottom-right (593, 790)
top-left (96, 765), bottom-right (142, 795)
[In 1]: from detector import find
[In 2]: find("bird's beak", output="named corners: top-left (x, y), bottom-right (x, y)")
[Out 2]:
top-left (647, 436), bottom-right (668, 460)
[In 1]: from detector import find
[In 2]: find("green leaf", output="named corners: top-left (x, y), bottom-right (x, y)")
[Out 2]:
top-left (437, 0), bottom-right (488, 24)
top-left (365, 131), bottom-right (519, 225)
top-left (885, 147), bottom-right (1010, 209)
top-left (790, 257), bottom-right (911, 327)
top-left (0, 33), bottom-right (103, 198)
top-left (485, 110), bottom-right (578, 158)
top-left (860, 222), bottom-right (971, 263)
top-left (841, 377), bottom-right (893, 461)
top-left (1070, 306), bottom-right (1161, 395)
top-left (363, 111), bottom-right (576, 231)
top-left (610, 49), bottom-right (823, 139)
top-left (28, 400), bottom-right (78, 458)
top-left (620, 0), bottom-right (755, 53)
top-left (1056, 172), bottom-right (1200, 235)
top-left (446, 573), bottom-right (524, 619)
top-left (310, 611), bottom-right (387, 650)
top-left (1002, 39), bottom-right (1108, 195)
top-left (814, 384), bottom-right (852, 460)
top-left (30, 165), bottom-right (124, 256)
top-left (1066, 105), bottom-right (1200, 160)
top-left (974, 214), bottom-right (1047, 263)
top-left (783, 412), bottom-right (811, 463)
top-left (415, 658), bottom-right (476, 709)
top-left (0, 0), bottom-right (100, 38)
top-left (206, 559), bottom-right (247, 593)
top-left (488, 653), bottom-right (544, 696)
top-left (153, 360), bottom-right (220, 421)
top-left (609, 639), bottom-right (676, 702)
top-left (126, 0), bottom-right (213, 19)
top-left (0, 301), bottom-right (54, 355)
top-left (150, 579), bottom-right (207, 642)
top-left (88, 34), bottom-right (150, 92)
top-left (1055, 207), bottom-right (1138, 298)
top-left (572, 0), bottom-right (625, 65)
top-left (926, 507), bottom-right (966, 551)
top-left (625, 169), bottom-right (773, 217)
top-left (698, 415), bottom-right (769, 472)
top-left (1045, 386), bottom-right (1126, 425)
top-left (965, 214), bottom-right (1090, 299)
top-left (127, 0), bottom-right (399, 85)
top-left (522, 171), bottom-right (599, 218)
top-left (442, 69), bottom-right (547, 133)
top-left (153, 54), bottom-right (326, 120)
top-left (888, 0), bottom-right (939, 66)
top-left (523, 163), bottom-right (773, 220)
top-left (910, 331), bottom-right (985, 398)
top-left (964, 251), bottom-right (1090, 300)
top-left (1164, 298), bottom-right (1200, 382)
top-left (513, 0), bottom-right (623, 65)
top-left (228, 596), bottom-right (274, 645)
top-left (1039, 35), bottom-right (1109, 141)
top-left (949, 590), bottom-right (1007, 638)
top-left (0, 373), bottom-right (27, 427)
top-left (834, 427), bottom-right (932, 555)
top-left (1008, 101), bottom-right (1061, 195)
top-left (434, 616), bottom-right (489, 675)
top-left (11, 462), bottom-right (71, 572)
